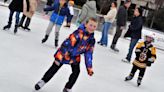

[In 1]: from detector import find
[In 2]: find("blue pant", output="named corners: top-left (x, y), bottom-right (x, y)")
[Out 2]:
top-left (99, 22), bottom-right (112, 46)
top-left (126, 39), bottom-right (139, 61)
top-left (8, 10), bottom-right (20, 26)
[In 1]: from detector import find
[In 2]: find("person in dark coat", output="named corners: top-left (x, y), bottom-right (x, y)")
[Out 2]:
top-left (110, 0), bottom-right (131, 52)
top-left (3, 0), bottom-right (23, 34)
top-left (122, 7), bottom-right (143, 63)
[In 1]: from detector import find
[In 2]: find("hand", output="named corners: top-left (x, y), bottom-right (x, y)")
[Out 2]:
top-left (146, 61), bottom-right (152, 67)
top-left (120, 26), bottom-right (124, 30)
top-left (87, 68), bottom-right (94, 76)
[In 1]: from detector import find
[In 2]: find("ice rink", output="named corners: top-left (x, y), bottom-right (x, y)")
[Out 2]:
top-left (0, 5), bottom-right (164, 92)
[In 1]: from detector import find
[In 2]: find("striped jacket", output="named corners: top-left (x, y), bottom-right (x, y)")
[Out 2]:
top-left (133, 41), bottom-right (157, 68)
top-left (54, 24), bottom-right (95, 70)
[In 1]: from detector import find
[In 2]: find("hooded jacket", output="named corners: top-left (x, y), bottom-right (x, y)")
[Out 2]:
top-left (78, 1), bottom-right (97, 24)
top-left (54, 24), bottom-right (95, 69)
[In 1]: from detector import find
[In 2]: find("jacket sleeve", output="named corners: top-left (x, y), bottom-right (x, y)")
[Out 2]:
top-left (135, 42), bottom-right (143, 57)
top-left (84, 39), bottom-right (95, 69)
top-left (148, 47), bottom-right (156, 63)
top-left (79, 5), bottom-right (88, 23)
top-left (44, 4), bottom-right (56, 11)
top-left (130, 17), bottom-right (143, 31)
top-left (117, 7), bottom-right (127, 26)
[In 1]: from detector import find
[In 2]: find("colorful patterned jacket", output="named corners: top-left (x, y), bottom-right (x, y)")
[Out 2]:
top-left (54, 24), bottom-right (95, 70)
top-left (133, 41), bottom-right (157, 68)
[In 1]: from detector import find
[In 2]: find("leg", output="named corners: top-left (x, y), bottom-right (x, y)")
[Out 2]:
top-left (65, 63), bottom-right (80, 89)
top-left (42, 21), bottom-right (55, 43)
top-left (101, 22), bottom-right (111, 46)
top-left (111, 26), bottom-right (122, 48)
top-left (19, 14), bottom-right (26, 27)
top-left (24, 17), bottom-right (31, 31)
top-left (98, 22), bottom-right (105, 44)
top-left (35, 62), bottom-right (62, 90)
top-left (125, 65), bottom-right (138, 81)
top-left (14, 12), bottom-right (20, 34)
top-left (3, 10), bottom-right (14, 30)
top-left (54, 24), bottom-right (61, 47)
top-left (126, 39), bottom-right (139, 61)
top-left (137, 68), bottom-right (146, 86)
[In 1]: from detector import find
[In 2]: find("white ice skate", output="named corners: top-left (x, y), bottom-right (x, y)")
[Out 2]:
top-left (34, 80), bottom-right (46, 90)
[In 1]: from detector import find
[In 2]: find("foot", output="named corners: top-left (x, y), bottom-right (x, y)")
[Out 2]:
top-left (137, 79), bottom-right (142, 86)
top-left (3, 25), bottom-right (11, 30)
top-left (41, 35), bottom-right (49, 43)
top-left (63, 88), bottom-right (72, 92)
top-left (110, 46), bottom-right (119, 52)
top-left (64, 25), bottom-right (70, 28)
top-left (23, 27), bottom-right (31, 31)
top-left (14, 27), bottom-right (18, 34)
top-left (18, 25), bottom-right (24, 28)
top-left (55, 39), bottom-right (58, 48)
top-left (122, 58), bottom-right (130, 63)
top-left (125, 75), bottom-right (133, 81)
top-left (35, 80), bottom-right (46, 90)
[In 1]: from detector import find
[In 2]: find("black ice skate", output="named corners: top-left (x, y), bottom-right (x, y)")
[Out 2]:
top-left (23, 26), bottom-right (31, 31)
top-left (63, 88), bottom-right (72, 92)
top-left (55, 39), bottom-right (58, 48)
top-left (35, 80), bottom-right (46, 90)
top-left (3, 24), bottom-right (11, 30)
top-left (42, 35), bottom-right (49, 43)
top-left (110, 44), bottom-right (119, 52)
top-left (125, 75), bottom-right (133, 81)
top-left (14, 25), bottom-right (18, 34)
top-left (137, 79), bottom-right (142, 86)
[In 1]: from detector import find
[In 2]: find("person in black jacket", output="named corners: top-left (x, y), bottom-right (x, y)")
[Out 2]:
top-left (122, 7), bottom-right (143, 63)
top-left (110, 0), bottom-right (131, 52)
top-left (3, 0), bottom-right (23, 34)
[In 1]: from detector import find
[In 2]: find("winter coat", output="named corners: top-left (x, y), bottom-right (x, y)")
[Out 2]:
top-left (9, 0), bottom-right (23, 12)
top-left (104, 8), bottom-right (117, 23)
top-left (54, 24), bottom-right (95, 69)
top-left (124, 16), bottom-right (143, 39)
top-left (44, 3), bottom-right (70, 25)
top-left (23, 0), bottom-right (38, 18)
top-left (133, 42), bottom-right (156, 68)
top-left (116, 6), bottom-right (128, 27)
top-left (78, 1), bottom-right (97, 24)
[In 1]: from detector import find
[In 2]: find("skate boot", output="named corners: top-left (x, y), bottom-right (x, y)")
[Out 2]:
top-left (42, 35), bottom-right (49, 43)
top-left (63, 88), bottom-right (72, 92)
top-left (35, 80), bottom-right (46, 90)
top-left (55, 39), bottom-right (58, 48)
top-left (125, 74), bottom-right (133, 81)
top-left (137, 78), bottom-right (142, 86)
top-left (3, 24), bottom-right (11, 30)
top-left (23, 26), bottom-right (31, 31)
top-left (110, 44), bottom-right (119, 52)
top-left (122, 58), bottom-right (130, 63)
top-left (14, 25), bottom-right (18, 34)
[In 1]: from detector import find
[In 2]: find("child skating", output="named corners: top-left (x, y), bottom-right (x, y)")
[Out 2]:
top-left (41, 0), bottom-right (70, 47)
top-left (125, 33), bottom-right (157, 86)
top-left (35, 17), bottom-right (98, 92)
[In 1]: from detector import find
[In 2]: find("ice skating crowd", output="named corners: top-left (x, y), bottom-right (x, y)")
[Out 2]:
top-left (1, 0), bottom-right (157, 92)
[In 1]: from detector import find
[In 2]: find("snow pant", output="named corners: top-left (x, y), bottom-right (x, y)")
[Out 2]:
top-left (67, 15), bottom-right (73, 23)
top-left (99, 22), bottom-right (112, 46)
top-left (8, 10), bottom-right (20, 26)
top-left (19, 14), bottom-right (31, 28)
top-left (126, 39), bottom-right (139, 61)
top-left (111, 26), bottom-right (123, 48)
top-left (41, 62), bottom-right (80, 89)
top-left (130, 65), bottom-right (146, 80)
top-left (45, 21), bottom-right (61, 40)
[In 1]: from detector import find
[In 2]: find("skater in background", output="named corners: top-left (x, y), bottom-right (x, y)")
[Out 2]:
top-left (19, 0), bottom-right (38, 31)
top-left (41, 0), bottom-right (70, 47)
top-left (110, 0), bottom-right (131, 52)
top-left (64, 0), bottom-right (74, 28)
top-left (3, 0), bottom-right (23, 34)
top-left (97, 1), bottom-right (117, 47)
top-left (125, 32), bottom-right (156, 86)
top-left (122, 7), bottom-right (143, 63)
top-left (77, 0), bottom-right (97, 26)
top-left (34, 17), bottom-right (98, 92)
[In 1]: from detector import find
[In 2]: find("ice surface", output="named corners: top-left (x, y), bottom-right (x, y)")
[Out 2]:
top-left (0, 5), bottom-right (164, 92)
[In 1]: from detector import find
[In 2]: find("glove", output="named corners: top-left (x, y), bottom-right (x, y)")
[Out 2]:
top-left (87, 68), bottom-right (94, 76)
top-left (4, 0), bottom-right (7, 3)
top-left (146, 61), bottom-right (152, 67)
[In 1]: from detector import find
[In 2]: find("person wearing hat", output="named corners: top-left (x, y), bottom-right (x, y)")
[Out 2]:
top-left (110, 0), bottom-right (131, 52)
top-left (122, 7), bottom-right (143, 63)
top-left (124, 32), bottom-right (157, 86)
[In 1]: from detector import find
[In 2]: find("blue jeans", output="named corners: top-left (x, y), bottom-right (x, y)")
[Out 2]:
top-left (8, 10), bottom-right (20, 25)
top-left (126, 39), bottom-right (139, 61)
top-left (99, 22), bottom-right (112, 46)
